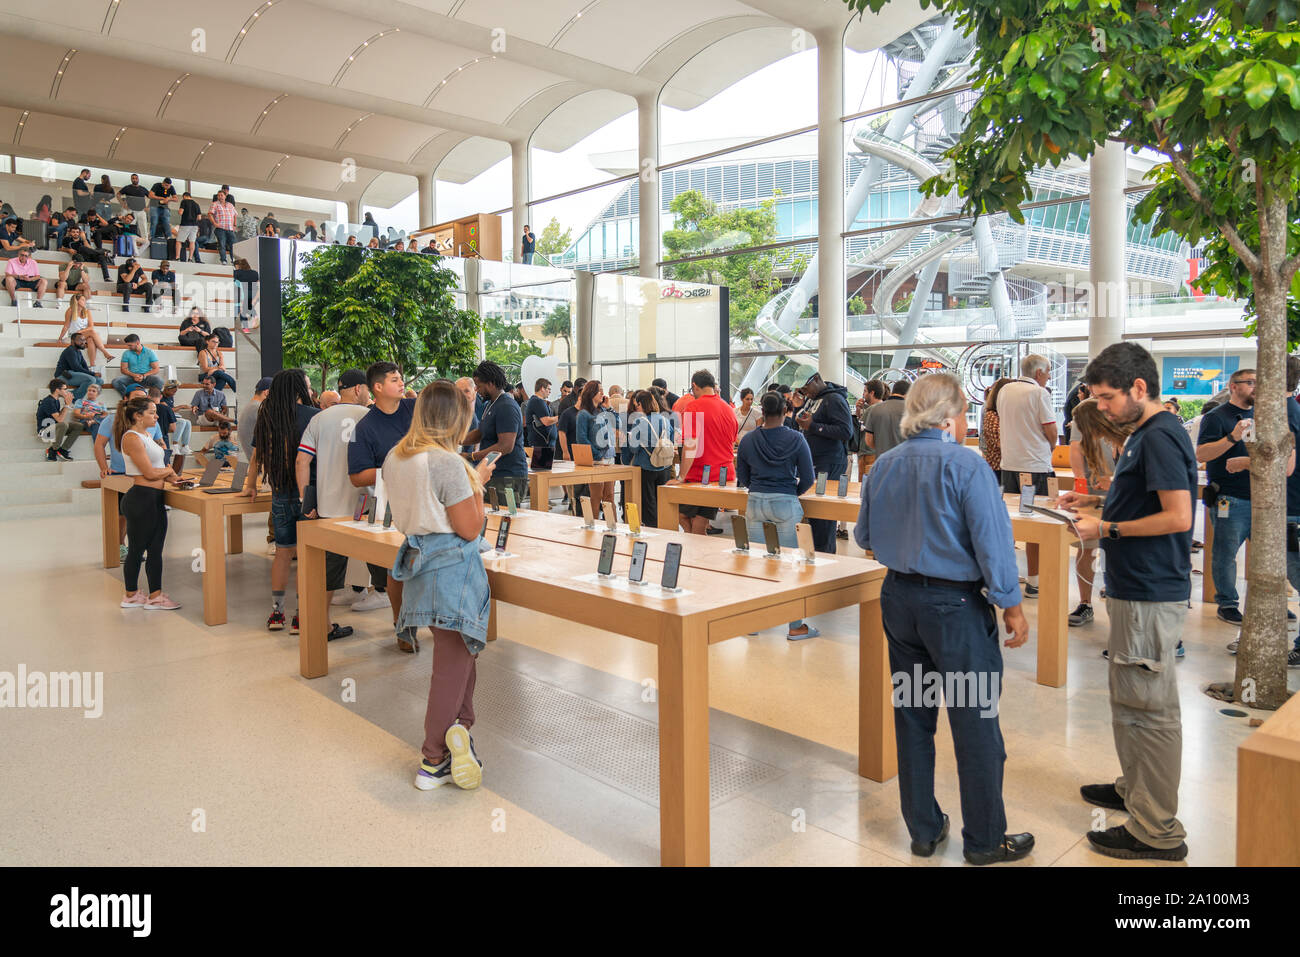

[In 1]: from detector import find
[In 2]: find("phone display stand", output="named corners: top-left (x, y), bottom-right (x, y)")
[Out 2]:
top-left (341, 521), bottom-right (394, 533)
top-left (482, 550), bottom-right (516, 561)
top-left (573, 572), bottom-right (691, 599)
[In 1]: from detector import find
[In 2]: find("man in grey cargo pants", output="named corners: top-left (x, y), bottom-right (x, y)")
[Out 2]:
top-left (1057, 343), bottom-right (1195, 861)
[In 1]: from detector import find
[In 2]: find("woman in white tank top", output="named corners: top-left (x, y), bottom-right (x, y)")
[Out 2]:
top-left (116, 395), bottom-right (185, 610)
top-left (57, 293), bottom-right (114, 365)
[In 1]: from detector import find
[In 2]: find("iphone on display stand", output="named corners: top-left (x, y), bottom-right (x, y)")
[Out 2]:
top-left (495, 517), bottom-right (511, 554)
top-left (763, 521), bottom-right (781, 557)
top-left (660, 542), bottom-right (683, 591)
top-left (602, 501), bottom-right (618, 531)
top-left (701, 465), bottom-right (711, 486)
top-left (626, 502), bottom-right (641, 536)
top-left (837, 474), bottom-right (849, 497)
top-left (731, 514), bottom-right (750, 552)
top-left (488, 487), bottom-right (500, 513)
top-left (597, 534), bottom-right (617, 577)
top-left (1018, 471), bottom-right (1035, 515)
top-left (365, 497), bottom-right (378, 524)
top-left (504, 486), bottom-right (517, 516)
top-left (815, 471), bottom-right (828, 495)
top-left (580, 496), bottom-right (595, 528)
top-left (382, 503), bottom-right (393, 529)
top-left (718, 465), bottom-right (728, 487)
top-left (796, 523), bottom-right (815, 563)
top-left (627, 540), bottom-right (648, 584)
top-left (353, 492), bottom-right (368, 522)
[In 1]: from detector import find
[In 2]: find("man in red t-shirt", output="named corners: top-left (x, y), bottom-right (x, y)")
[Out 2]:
top-left (669, 369), bottom-right (738, 534)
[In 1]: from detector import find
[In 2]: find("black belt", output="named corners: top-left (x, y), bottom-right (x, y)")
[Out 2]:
top-left (888, 571), bottom-right (984, 592)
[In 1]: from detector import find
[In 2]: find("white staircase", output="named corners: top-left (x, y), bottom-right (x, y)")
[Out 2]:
top-left (0, 251), bottom-right (241, 520)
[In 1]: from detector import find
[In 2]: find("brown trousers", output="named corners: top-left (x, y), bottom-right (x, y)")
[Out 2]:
top-left (422, 626), bottom-right (478, 763)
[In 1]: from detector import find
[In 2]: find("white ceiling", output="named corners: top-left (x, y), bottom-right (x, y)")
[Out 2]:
top-left (0, 0), bottom-right (927, 209)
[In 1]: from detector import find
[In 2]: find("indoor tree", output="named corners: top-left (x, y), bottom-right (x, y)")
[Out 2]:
top-left (542, 302), bottom-right (573, 377)
top-left (843, 0), bottom-right (1300, 708)
top-left (282, 244), bottom-right (481, 388)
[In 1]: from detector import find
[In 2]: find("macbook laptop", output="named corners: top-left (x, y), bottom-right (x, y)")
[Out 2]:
top-left (194, 459), bottom-right (223, 488)
top-left (203, 459), bottom-right (249, 494)
top-left (530, 445), bottom-right (554, 471)
top-left (571, 443), bottom-right (594, 467)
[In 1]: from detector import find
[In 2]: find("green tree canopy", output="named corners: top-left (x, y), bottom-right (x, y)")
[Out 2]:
top-left (535, 217), bottom-right (573, 260)
top-left (662, 189), bottom-right (806, 342)
top-left (282, 245), bottom-right (481, 389)
top-left (484, 315), bottom-right (543, 384)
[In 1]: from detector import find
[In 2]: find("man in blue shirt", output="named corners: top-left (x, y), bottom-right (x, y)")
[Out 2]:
top-left (55, 332), bottom-right (102, 402)
top-left (855, 373), bottom-right (1031, 866)
top-left (464, 360), bottom-right (528, 506)
top-left (796, 373), bottom-right (855, 553)
top-left (112, 334), bottom-right (162, 397)
top-left (1058, 342), bottom-right (1196, 861)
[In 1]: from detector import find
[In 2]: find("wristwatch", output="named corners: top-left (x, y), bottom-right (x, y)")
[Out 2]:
top-left (1107, 522), bottom-right (1122, 540)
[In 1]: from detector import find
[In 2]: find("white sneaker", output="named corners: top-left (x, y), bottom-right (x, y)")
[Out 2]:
top-left (351, 588), bottom-right (391, 612)
top-left (332, 590), bottom-right (359, 607)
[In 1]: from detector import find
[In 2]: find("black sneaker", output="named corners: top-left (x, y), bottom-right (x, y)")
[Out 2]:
top-left (1289, 648), bottom-right (1300, 669)
top-left (1080, 782), bottom-right (1127, 811)
top-left (44, 448), bottom-right (57, 462)
top-left (326, 623), bottom-right (353, 641)
top-left (55, 449), bottom-right (72, 461)
top-left (267, 610), bottom-right (286, 631)
top-left (1087, 824), bottom-right (1187, 861)
top-left (1068, 602), bottom-right (1094, 626)
top-left (291, 614), bottom-right (300, 635)
top-left (32, 300), bottom-right (43, 309)
top-left (705, 526), bottom-right (725, 535)
top-left (1023, 582), bottom-right (1039, 598)
top-left (1217, 607), bottom-right (1244, 624)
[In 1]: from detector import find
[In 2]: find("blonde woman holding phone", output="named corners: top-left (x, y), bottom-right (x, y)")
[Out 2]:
top-left (384, 379), bottom-right (497, 791)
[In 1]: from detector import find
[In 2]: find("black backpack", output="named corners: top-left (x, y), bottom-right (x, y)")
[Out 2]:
top-left (213, 326), bottom-right (234, 348)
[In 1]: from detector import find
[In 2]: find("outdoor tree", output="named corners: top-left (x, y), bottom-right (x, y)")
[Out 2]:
top-left (282, 244), bottom-right (481, 388)
top-left (843, 0), bottom-right (1300, 708)
top-left (542, 302), bottom-right (573, 375)
top-left (662, 189), bottom-right (807, 343)
top-left (485, 315), bottom-right (543, 383)
top-left (535, 217), bottom-right (573, 262)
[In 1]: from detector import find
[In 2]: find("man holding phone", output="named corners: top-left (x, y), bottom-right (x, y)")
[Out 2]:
top-left (795, 373), bottom-right (854, 553)
top-left (464, 360), bottom-right (529, 508)
top-left (1057, 342), bottom-right (1195, 861)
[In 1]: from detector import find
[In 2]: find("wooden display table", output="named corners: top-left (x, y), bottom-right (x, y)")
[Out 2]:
top-left (100, 469), bottom-right (269, 625)
top-left (656, 482), bottom-right (1073, 688)
top-left (1237, 691), bottom-right (1300, 864)
top-left (527, 462), bottom-right (640, 514)
top-left (295, 513), bottom-right (889, 867)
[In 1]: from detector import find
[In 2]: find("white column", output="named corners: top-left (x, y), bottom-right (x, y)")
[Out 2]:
top-left (816, 29), bottom-right (845, 384)
top-left (637, 93), bottom-right (660, 279)
top-left (417, 171), bottom-right (435, 227)
top-left (345, 199), bottom-right (360, 225)
top-left (511, 140), bottom-right (529, 262)
top-left (1088, 140), bottom-right (1127, 357)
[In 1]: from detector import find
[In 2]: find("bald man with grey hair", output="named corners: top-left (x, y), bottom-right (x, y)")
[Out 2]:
top-left (997, 353), bottom-right (1059, 596)
top-left (318, 390), bottom-right (340, 410)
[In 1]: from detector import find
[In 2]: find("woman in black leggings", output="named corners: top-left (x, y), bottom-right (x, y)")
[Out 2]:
top-left (115, 396), bottom-right (186, 610)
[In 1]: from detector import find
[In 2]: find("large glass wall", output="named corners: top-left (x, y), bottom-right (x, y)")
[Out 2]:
top-left (590, 275), bottom-right (721, 393)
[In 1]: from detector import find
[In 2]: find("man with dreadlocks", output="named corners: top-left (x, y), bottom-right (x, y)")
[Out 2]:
top-left (242, 368), bottom-right (320, 632)
top-left (463, 360), bottom-right (528, 507)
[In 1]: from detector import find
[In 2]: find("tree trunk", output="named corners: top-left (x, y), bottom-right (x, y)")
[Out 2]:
top-left (1233, 209), bottom-right (1292, 710)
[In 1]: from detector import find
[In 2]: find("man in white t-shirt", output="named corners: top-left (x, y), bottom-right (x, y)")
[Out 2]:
top-left (295, 368), bottom-right (389, 618)
top-left (996, 354), bottom-right (1059, 597)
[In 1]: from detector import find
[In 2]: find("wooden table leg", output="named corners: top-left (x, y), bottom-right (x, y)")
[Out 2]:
top-left (859, 597), bottom-right (897, 782)
top-left (226, 513), bottom-right (243, 554)
top-left (298, 539), bottom-right (329, 678)
top-left (658, 484), bottom-right (679, 531)
top-left (528, 473), bottom-right (543, 512)
top-left (101, 486), bottom-right (120, 568)
top-left (1202, 502), bottom-right (1216, 603)
top-left (199, 502), bottom-right (228, 626)
top-left (1036, 528), bottom-right (1070, 688)
top-left (486, 598), bottom-right (498, 642)
top-left (658, 621), bottom-right (710, 866)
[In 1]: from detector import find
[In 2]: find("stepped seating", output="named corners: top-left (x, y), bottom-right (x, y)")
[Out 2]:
top-left (4, 253), bottom-right (242, 317)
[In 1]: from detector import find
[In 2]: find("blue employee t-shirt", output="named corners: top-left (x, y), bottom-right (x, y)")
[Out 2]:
top-left (523, 395), bottom-right (556, 448)
top-left (348, 397), bottom-right (415, 479)
top-left (1101, 410), bottom-right (1198, 602)
top-left (478, 391), bottom-right (527, 477)
top-left (1196, 402), bottom-right (1252, 500)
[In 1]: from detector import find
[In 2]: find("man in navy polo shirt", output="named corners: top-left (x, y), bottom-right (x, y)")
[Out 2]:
top-left (464, 360), bottom-right (528, 506)
top-left (1058, 342), bottom-right (1195, 861)
top-left (348, 360), bottom-right (416, 651)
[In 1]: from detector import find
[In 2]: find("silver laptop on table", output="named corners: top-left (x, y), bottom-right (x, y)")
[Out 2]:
top-left (202, 459), bottom-right (249, 494)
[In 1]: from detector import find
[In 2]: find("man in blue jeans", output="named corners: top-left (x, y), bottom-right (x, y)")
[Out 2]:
top-left (55, 332), bottom-right (102, 401)
top-left (795, 372), bottom-right (854, 553)
top-left (1196, 368), bottom-right (1258, 625)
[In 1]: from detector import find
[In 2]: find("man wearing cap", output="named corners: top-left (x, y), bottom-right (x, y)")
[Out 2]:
top-left (160, 379), bottom-right (193, 459)
top-left (149, 177), bottom-right (177, 242)
top-left (238, 375), bottom-right (273, 461)
top-left (295, 369), bottom-right (390, 614)
top-left (795, 372), bottom-right (855, 553)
